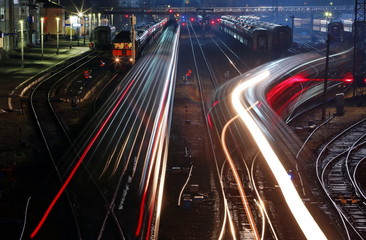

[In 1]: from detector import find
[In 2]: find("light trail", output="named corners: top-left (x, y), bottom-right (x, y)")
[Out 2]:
top-left (231, 70), bottom-right (327, 240)
top-left (250, 153), bottom-right (279, 240)
top-left (135, 26), bottom-right (179, 237)
top-left (221, 112), bottom-right (260, 240)
top-left (30, 80), bottom-right (135, 239)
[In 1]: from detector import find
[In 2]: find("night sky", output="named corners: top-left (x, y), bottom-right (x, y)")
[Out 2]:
top-left (61, 0), bottom-right (349, 12)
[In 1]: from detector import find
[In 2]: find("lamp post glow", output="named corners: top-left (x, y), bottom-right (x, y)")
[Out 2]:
top-left (70, 15), bottom-right (78, 48)
top-left (98, 13), bottom-right (101, 26)
top-left (41, 17), bottom-right (44, 60)
top-left (324, 11), bottom-right (333, 19)
top-left (56, 17), bottom-right (60, 54)
top-left (20, 20), bottom-right (24, 67)
top-left (78, 12), bottom-right (85, 46)
top-left (70, 25), bottom-right (72, 48)
top-left (88, 13), bottom-right (92, 41)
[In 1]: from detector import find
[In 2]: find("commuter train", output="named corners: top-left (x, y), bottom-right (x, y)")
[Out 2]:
top-left (111, 17), bottom-right (168, 65)
top-left (220, 16), bottom-right (268, 51)
top-left (219, 15), bottom-right (292, 52)
top-left (328, 20), bottom-right (344, 42)
top-left (90, 25), bottom-right (116, 49)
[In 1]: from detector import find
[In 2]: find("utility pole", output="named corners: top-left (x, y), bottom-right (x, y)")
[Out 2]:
top-left (56, 17), bottom-right (59, 54)
top-left (352, 0), bottom-right (366, 97)
top-left (290, 15), bottom-right (295, 42)
top-left (20, 20), bottom-right (24, 67)
top-left (28, 0), bottom-right (34, 46)
top-left (272, 0), bottom-right (278, 23)
top-left (41, 17), bottom-right (44, 60)
top-left (322, 34), bottom-right (331, 121)
top-left (7, 0), bottom-right (15, 51)
top-left (130, 14), bottom-right (136, 65)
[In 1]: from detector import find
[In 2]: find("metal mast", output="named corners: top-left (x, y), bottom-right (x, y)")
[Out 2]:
top-left (353, 0), bottom-right (366, 96)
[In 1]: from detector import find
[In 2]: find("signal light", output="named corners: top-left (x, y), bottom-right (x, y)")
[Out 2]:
top-left (168, 9), bottom-right (173, 13)
top-left (190, 17), bottom-right (194, 22)
top-left (343, 78), bottom-right (353, 83)
top-left (125, 14), bottom-right (129, 18)
top-left (115, 57), bottom-right (120, 62)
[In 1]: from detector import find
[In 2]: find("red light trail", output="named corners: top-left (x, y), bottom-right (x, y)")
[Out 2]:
top-left (30, 80), bottom-right (135, 239)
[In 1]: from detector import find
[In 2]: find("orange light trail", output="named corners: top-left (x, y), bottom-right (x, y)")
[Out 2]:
top-left (221, 112), bottom-right (260, 240)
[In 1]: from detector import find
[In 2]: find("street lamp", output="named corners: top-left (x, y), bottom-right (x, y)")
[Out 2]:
top-left (88, 13), bottom-right (92, 40)
top-left (41, 17), bottom-right (44, 60)
top-left (324, 11), bottom-right (333, 19)
top-left (78, 12), bottom-right (85, 46)
top-left (70, 15), bottom-right (77, 48)
top-left (98, 13), bottom-right (101, 26)
top-left (56, 17), bottom-right (60, 54)
top-left (20, 20), bottom-right (24, 67)
top-left (93, 13), bottom-right (96, 28)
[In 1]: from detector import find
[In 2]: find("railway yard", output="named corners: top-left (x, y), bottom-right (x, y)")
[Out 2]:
top-left (0, 17), bottom-right (366, 240)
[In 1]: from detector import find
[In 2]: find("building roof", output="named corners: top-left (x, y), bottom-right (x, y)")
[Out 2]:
top-left (42, 0), bottom-right (65, 9)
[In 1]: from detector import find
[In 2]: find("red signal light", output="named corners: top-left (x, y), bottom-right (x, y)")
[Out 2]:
top-left (190, 17), bottom-right (194, 22)
top-left (343, 78), bottom-right (353, 83)
top-left (125, 14), bottom-right (129, 18)
top-left (168, 9), bottom-right (173, 13)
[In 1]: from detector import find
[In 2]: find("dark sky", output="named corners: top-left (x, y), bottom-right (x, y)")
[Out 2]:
top-left (61, 0), bottom-right (349, 11)
top-left (153, 0), bottom-right (348, 7)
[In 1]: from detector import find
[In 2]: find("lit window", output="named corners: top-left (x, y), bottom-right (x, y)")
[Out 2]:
top-left (0, 8), bottom-right (4, 22)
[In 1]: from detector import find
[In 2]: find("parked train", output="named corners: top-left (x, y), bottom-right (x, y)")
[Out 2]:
top-left (328, 20), bottom-right (344, 41)
top-left (90, 25), bottom-right (116, 49)
top-left (112, 18), bottom-right (168, 65)
top-left (219, 15), bottom-right (292, 52)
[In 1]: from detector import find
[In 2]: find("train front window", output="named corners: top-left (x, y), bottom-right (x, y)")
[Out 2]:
top-left (258, 36), bottom-right (267, 48)
top-left (279, 32), bottom-right (285, 44)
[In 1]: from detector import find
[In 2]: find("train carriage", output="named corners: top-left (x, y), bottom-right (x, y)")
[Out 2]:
top-left (112, 18), bottom-right (168, 66)
top-left (220, 15), bottom-right (292, 52)
top-left (220, 16), bottom-right (270, 52)
top-left (328, 20), bottom-right (344, 42)
top-left (238, 16), bottom-right (292, 51)
top-left (90, 25), bottom-right (116, 49)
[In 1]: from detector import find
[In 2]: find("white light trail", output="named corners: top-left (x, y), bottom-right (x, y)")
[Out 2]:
top-left (231, 70), bottom-right (327, 240)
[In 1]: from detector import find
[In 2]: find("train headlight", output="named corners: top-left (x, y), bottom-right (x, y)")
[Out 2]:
top-left (115, 57), bottom-right (120, 63)
top-left (129, 58), bottom-right (133, 62)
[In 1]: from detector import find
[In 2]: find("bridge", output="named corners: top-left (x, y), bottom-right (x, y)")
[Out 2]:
top-left (97, 5), bottom-right (354, 16)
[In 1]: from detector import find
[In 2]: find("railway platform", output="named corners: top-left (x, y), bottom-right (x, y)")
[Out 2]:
top-left (0, 39), bottom-right (89, 80)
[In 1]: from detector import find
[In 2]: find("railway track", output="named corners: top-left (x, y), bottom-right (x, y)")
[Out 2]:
top-left (25, 50), bottom-right (129, 239)
top-left (27, 51), bottom-right (100, 239)
top-left (29, 51), bottom-right (99, 161)
top-left (316, 117), bottom-right (366, 240)
top-left (185, 20), bottom-right (272, 239)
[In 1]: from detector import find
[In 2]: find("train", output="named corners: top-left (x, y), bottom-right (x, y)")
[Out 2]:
top-left (328, 20), bottom-right (344, 41)
top-left (90, 25), bottom-right (116, 49)
top-left (219, 15), bottom-right (292, 52)
top-left (111, 17), bottom-right (168, 65)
